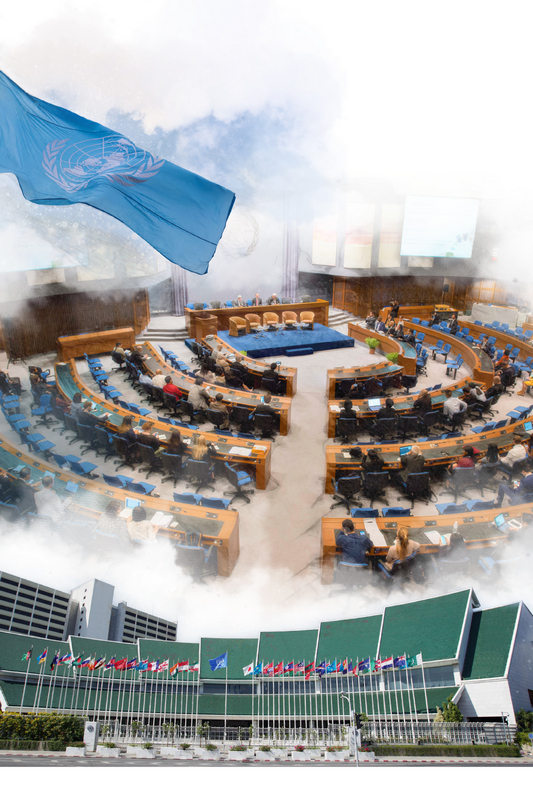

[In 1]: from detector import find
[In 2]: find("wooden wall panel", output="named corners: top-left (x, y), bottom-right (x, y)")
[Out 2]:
top-left (0, 289), bottom-right (149, 358)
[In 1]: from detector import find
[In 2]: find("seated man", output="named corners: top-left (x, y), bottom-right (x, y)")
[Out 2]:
top-left (395, 444), bottom-right (425, 487)
top-left (499, 434), bottom-right (527, 470)
top-left (215, 344), bottom-right (231, 369)
top-left (496, 463), bottom-right (533, 506)
top-left (232, 354), bottom-right (248, 377)
top-left (485, 374), bottom-right (504, 400)
top-left (188, 377), bottom-right (211, 411)
top-left (210, 392), bottom-right (230, 428)
top-left (442, 389), bottom-right (467, 419)
top-left (266, 293), bottom-right (282, 304)
top-left (365, 311), bottom-right (377, 329)
top-left (34, 476), bottom-right (71, 522)
top-left (163, 375), bottom-right (183, 400)
top-left (152, 369), bottom-right (167, 389)
top-left (335, 519), bottom-right (373, 565)
top-left (138, 371), bottom-right (153, 388)
top-left (251, 293), bottom-right (263, 307)
top-left (339, 399), bottom-right (358, 420)
top-left (232, 295), bottom-right (247, 307)
top-left (376, 397), bottom-right (396, 419)
top-left (130, 345), bottom-right (148, 372)
top-left (254, 392), bottom-right (277, 419)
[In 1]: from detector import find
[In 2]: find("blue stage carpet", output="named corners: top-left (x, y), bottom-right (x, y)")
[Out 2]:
top-left (219, 324), bottom-right (354, 359)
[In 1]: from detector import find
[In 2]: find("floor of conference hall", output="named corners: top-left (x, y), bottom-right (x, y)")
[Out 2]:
top-left (0, 311), bottom-right (521, 634)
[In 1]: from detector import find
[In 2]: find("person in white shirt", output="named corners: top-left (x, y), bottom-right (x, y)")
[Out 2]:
top-left (442, 390), bottom-right (467, 419)
top-left (138, 372), bottom-right (153, 388)
top-left (500, 434), bottom-right (528, 468)
top-left (34, 476), bottom-right (71, 522)
top-left (152, 369), bottom-right (167, 389)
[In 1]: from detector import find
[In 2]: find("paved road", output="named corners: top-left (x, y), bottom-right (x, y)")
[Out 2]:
top-left (0, 755), bottom-right (532, 767)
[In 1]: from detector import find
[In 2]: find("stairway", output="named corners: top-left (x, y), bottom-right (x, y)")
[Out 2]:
top-left (136, 315), bottom-right (188, 343)
top-left (328, 308), bottom-right (360, 328)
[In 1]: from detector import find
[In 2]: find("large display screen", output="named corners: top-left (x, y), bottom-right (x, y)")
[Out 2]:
top-left (400, 195), bottom-right (479, 258)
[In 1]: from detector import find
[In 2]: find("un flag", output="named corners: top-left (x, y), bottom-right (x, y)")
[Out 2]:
top-left (0, 71), bottom-right (235, 274)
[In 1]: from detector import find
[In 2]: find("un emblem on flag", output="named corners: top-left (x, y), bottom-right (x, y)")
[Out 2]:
top-left (43, 135), bottom-right (164, 193)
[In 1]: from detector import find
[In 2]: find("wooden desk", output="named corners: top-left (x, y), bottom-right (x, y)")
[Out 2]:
top-left (325, 416), bottom-right (530, 492)
top-left (327, 362), bottom-right (403, 400)
top-left (347, 322), bottom-right (417, 376)
top-left (404, 321), bottom-right (494, 388)
top-left (320, 505), bottom-right (531, 583)
top-left (460, 321), bottom-right (533, 360)
top-left (185, 300), bottom-right (330, 338)
top-left (0, 432), bottom-right (239, 578)
top-left (141, 342), bottom-right (292, 436)
top-left (202, 336), bottom-right (298, 397)
top-left (326, 383), bottom-right (473, 439)
top-left (57, 328), bottom-right (135, 360)
top-left (380, 305), bottom-right (456, 322)
top-left (55, 360), bottom-right (272, 492)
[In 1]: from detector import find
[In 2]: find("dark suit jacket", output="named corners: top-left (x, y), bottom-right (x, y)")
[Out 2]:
top-left (252, 297), bottom-right (263, 306)
top-left (399, 452), bottom-right (426, 482)
top-left (254, 402), bottom-right (277, 418)
top-left (267, 296), bottom-right (281, 304)
top-left (413, 396), bottom-right (432, 415)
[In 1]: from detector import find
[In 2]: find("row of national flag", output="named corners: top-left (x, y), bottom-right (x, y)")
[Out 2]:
top-left (22, 649), bottom-right (199, 674)
top-left (241, 654), bottom-right (423, 679)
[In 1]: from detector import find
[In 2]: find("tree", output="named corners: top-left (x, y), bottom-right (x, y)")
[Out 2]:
top-left (441, 695), bottom-right (463, 722)
top-left (516, 708), bottom-right (533, 732)
top-left (434, 706), bottom-right (444, 723)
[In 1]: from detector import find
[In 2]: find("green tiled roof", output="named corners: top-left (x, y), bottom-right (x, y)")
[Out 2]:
top-left (200, 638), bottom-right (258, 681)
top-left (379, 590), bottom-right (472, 663)
top-left (317, 615), bottom-right (382, 664)
top-left (0, 631), bottom-right (66, 674)
top-left (462, 605), bottom-right (519, 680)
top-left (257, 629), bottom-right (318, 666)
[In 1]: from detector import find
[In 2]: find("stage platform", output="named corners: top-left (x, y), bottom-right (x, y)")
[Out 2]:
top-left (218, 323), bottom-right (355, 359)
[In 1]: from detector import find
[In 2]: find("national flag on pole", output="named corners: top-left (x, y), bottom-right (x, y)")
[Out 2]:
top-left (253, 663), bottom-right (263, 676)
top-left (148, 660), bottom-right (159, 672)
top-left (59, 653), bottom-right (72, 665)
top-left (80, 656), bottom-right (92, 668)
top-left (407, 653), bottom-right (423, 667)
top-left (263, 662), bottom-right (273, 676)
top-left (157, 660), bottom-right (169, 672)
top-left (284, 662), bottom-right (294, 674)
top-left (305, 661), bottom-right (315, 681)
top-left (72, 654), bottom-right (82, 667)
top-left (126, 658), bottom-right (138, 670)
top-left (242, 662), bottom-right (254, 676)
top-left (170, 663), bottom-right (179, 676)
top-left (348, 661), bottom-right (354, 673)
top-left (114, 658), bottom-right (128, 671)
top-left (315, 660), bottom-right (327, 676)
top-left (50, 653), bottom-right (59, 671)
top-left (93, 657), bottom-right (106, 670)
top-left (189, 663), bottom-right (199, 672)
top-left (379, 656), bottom-right (394, 670)
top-left (393, 655), bottom-right (407, 669)
top-left (22, 648), bottom-right (32, 662)
top-left (273, 662), bottom-right (284, 676)
top-left (135, 659), bottom-right (149, 671)
top-left (87, 657), bottom-right (97, 671)
top-left (105, 657), bottom-right (116, 670)
top-left (177, 661), bottom-right (189, 672)
top-left (326, 660), bottom-right (337, 674)
top-left (357, 658), bottom-right (370, 673)
top-left (0, 70), bottom-right (235, 275)
top-left (37, 649), bottom-right (48, 665)
top-left (295, 661), bottom-right (304, 673)
top-left (209, 652), bottom-right (228, 672)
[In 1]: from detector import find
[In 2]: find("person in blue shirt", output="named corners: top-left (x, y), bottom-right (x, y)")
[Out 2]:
top-left (335, 519), bottom-right (373, 565)
top-left (496, 463), bottom-right (533, 507)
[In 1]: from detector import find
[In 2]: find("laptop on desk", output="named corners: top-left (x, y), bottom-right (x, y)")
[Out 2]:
top-left (367, 398), bottom-right (382, 411)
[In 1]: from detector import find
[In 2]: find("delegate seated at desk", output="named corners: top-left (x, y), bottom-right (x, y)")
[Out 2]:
top-left (413, 389), bottom-right (432, 416)
top-left (188, 377), bottom-right (211, 410)
top-left (254, 392), bottom-right (277, 419)
top-left (499, 434), bottom-right (528, 469)
top-left (251, 293), bottom-right (263, 307)
top-left (443, 390), bottom-right (467, 418)
top-left (335, 519), bottom-right (373, 565)
top-left (266, 293), bottom-right (281, 304)
top-left (395, 445), bottom-right (425, 486)
top-left (496, 463), bottom-right (533, 506)
top-left (384, 527), bottom-right (420, 570)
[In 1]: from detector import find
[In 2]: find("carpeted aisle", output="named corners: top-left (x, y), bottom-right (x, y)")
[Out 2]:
top-left (218, 323), bottom-right (355, 358)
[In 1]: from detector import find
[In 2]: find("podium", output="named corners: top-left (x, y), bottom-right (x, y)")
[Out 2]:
top-left (194, 314), bottom-right (218, 341)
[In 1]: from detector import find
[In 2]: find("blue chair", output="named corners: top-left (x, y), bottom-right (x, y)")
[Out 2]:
top-left (425, 339), bottom-right (444, 357)
top-left (435, 502), bottom-right (468, 515)
top-left (128, 481), bottom-right (157, 496)
top-left (506, 404), bottom-right (533, 422)
top-left (377, 551), bottom-right (418, 580)
top-left (224, 463), bottom-right (254, 503)
top-left (103, 473), bottom-right (134, 489)
top-left (381, 507), bottom-right (412, 517)
top-left (173, 492), bottom-right (202, 505)
top-left (32, 439), bottom-right (56, 460)
top-left (445, 354), bottom-right (464, 379)
top-left (0, 501), bottom-right (28, 523)
top-left (465, 499), bottom-right (495, 511)
top-left (31, 393), bottom-right (53, 427)
top-left (69, 460), bottom-right (99, 478)
top-left (434, 343), bottom-right (452, 362)
top-left (412, 318), bottom-right (420, 325)
top-left (200, 496), bottom-right (231, 510)
top-left (350, 507), bottom-right (379, 518)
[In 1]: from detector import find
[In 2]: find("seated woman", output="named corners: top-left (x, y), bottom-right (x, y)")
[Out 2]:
top-left (0, 370), bottom-right (22, 396)
top-left (156, 429), bottom-right (187, 459)
top-left (128, 505), bottom-right (157, 543)
top-left (136, 420), bottom-right (160, 451)
top-left (362, 449), bottom-right (385, 472)
top-left (384, 526), bottom-right (420, 570)
top-left (190, 434), bottom-right (217, 465)
top-left (391, 317), bottom-right (404, 338)
top-left (117, 415), bottom-right (138, 445)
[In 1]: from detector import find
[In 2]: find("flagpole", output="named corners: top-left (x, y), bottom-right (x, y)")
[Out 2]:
top-left (404, 653), bottom-right (415, 743)
top-left (104, 663), bottom-right (112, 729)
top-left (224, 658), bottom-right (228, 744)
top-left (73, 655), bottom-right (83, 717)
top-left (419, 653), bottom-right (430, 724)
top-left (34, 657), bottom-right (46, 713)
top-left (20, 651), bottom-right (32, 713)
top-left (44, 654), bottom-right (56, 713)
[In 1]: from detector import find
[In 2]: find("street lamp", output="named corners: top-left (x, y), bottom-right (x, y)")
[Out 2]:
top-left (341, 694), bottom-right (359, 766)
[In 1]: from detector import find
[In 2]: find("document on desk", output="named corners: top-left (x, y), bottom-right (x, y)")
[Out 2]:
top-left (424, 531), bottom-right (451, 546)
top-left (330, 405), bottom-right (341, 412)
top-left (252, 445), bottom-right (267, 452)
top-left (362, 519), bottom-right (387, 547)
top-left (229, 446), bottom-right (253, 456)
top-left (151, 512), bottom-right (174, 528)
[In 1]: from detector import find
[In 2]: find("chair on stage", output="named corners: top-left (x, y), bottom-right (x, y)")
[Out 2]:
top-left (263, 312), bottom-right (280, 331)
top-left (245, 314), bottom-right (262, 333)
top-left (229, 316), bottom-right (247, 336)
top-left (300, 311), bottom-right (315, 330)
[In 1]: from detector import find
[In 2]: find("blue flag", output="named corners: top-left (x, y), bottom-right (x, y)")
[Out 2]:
top-left (209, 652), bottom-right (228, 671)
top-left (0, 71), bottom-right (235, 274)
top-left (253, 662), bottom-right (263, 676)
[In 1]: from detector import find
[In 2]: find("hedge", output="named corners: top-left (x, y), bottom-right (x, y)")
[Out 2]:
top-left (0, 739), bottom-right (66, 751)
top-left (371, 744), bottom-right (521, 758)
top-left (0, 713), bottom-right (84, 744)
